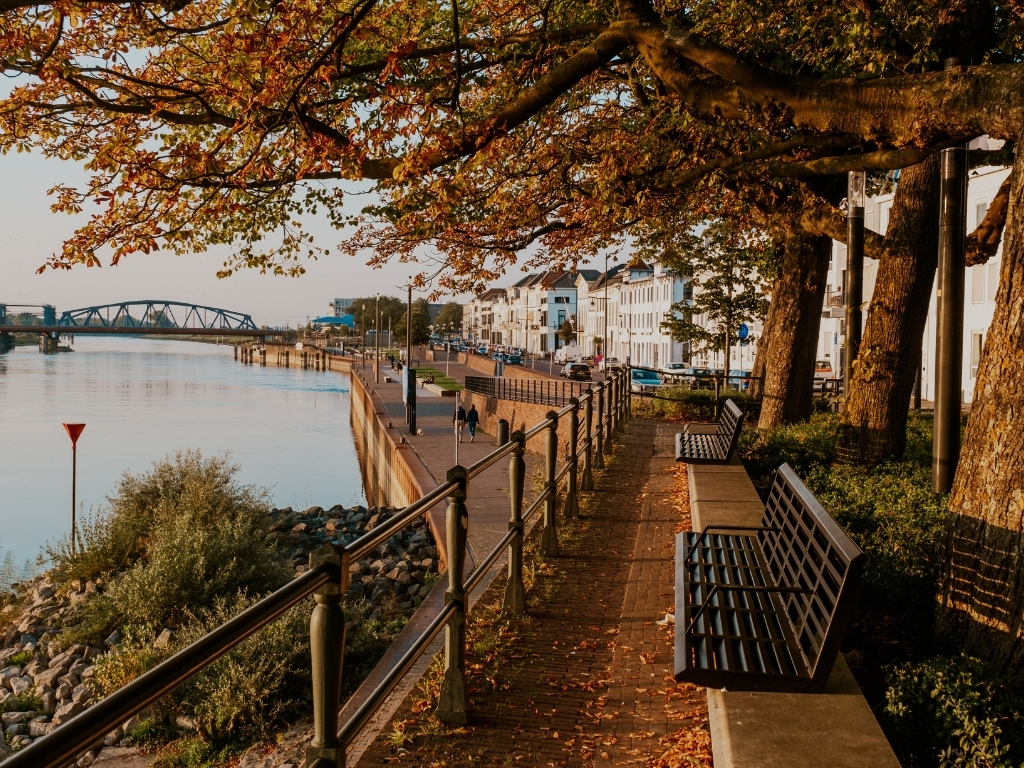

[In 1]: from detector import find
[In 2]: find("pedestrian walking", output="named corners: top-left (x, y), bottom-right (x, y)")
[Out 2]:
top-left (453, 403), bottom-right (467, 443)
top-left (466, 404), bottom-right (479, 442)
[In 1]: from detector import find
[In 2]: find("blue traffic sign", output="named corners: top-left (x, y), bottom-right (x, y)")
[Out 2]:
top-left (738, 323), bottom-right (749, 340)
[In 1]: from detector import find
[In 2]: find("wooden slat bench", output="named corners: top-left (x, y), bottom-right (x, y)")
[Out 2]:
top-left (675, 399), bottom-right (744, 464)
top-left (675, 463), bottom-right (864, 693)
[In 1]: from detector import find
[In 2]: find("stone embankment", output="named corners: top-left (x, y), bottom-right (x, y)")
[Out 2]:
top-left (0, 504), bottom-right (438, 766)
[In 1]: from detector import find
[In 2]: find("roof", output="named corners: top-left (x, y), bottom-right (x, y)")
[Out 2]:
top-left (312, 315), bottom-right (355, 326)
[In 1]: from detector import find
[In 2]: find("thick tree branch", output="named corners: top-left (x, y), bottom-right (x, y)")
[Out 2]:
top-left (967, 172), bottom-right (1011, 266)
top-left (799, 198), bottom-right (885, 258)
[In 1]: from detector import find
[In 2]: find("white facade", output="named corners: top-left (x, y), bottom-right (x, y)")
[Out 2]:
top-left (617, 263), bottom-right (742, 370)
top-left (462, 289), bottom-right (508, 344)
top-left (329, 298), bottom-right (354, 317)
top-left (818, 164), bottom-right (1009, 403)
top-left (498, 271), bottom-right (592, 354)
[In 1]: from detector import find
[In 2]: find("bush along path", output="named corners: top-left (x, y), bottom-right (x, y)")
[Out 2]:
top-left (356, 420), bottom-right (710, 768)
top-left (0, 451), bottom-right (439, 768)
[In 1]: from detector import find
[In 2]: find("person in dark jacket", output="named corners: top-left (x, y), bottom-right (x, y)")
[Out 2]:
top-left (453, 404), bottom-right (467, 442)
top-left (466, 404), bottom-right (480, 442)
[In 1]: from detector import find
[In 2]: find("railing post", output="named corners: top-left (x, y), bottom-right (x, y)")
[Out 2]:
top-left (541, 412), bottom-right (560, 557)
top-left (607, 373), bottom-right (617, 449)
top-left (306, 544), bottom-right (347, 768)
top-left (581, 392), bottom-right (594, 491)
top-left (564, 399), bottom-right (580, 518)
top-left (594, 385), bottom-right (605, 469)
top-left (617, 369), bottom-right (626, 433)
top-left (604, 374), bottom-right (614, 456)
top-left (503, 431), bottom-right (527, 617)
top-left (436, 466), bottom-right (469, 725)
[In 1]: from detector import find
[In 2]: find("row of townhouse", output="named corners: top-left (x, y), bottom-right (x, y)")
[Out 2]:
top-left (819, 159), bottom-right (1009, 403)
top-left (461, 262), bottom-right (761, 371)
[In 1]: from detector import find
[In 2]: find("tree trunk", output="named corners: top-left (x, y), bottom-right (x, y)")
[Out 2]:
top-left (757, 226), bottom-right (832, 429)
top-left (935, 148), bottom-right (1024, 677)
top-left (838, 155), bottom-right (940, 462)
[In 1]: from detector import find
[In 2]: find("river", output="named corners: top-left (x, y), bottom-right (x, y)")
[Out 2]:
top-left (0, 337), bottom-right (364, 568)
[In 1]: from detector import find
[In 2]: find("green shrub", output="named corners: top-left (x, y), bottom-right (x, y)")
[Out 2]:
top-left (0, 691), bottom-right (41, 714)
top-left (739, 412), bottom-right (842, 493)
top-left (56, 451), bottom-right (290, 644)
top-left (4, 650), bottom-right (33, 668)
top-left (633, 386), bottom-right (761, 423)
top-left (804, 462), bottom-right (947, 609)
top-left (93, 626), bottom-right (162, 696)
top-left (169, 593), bottom-right (312, 742)
top-left (886, 655), bottom-right (1024, 767)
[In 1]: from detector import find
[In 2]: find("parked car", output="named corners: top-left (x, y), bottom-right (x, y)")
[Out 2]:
top-left (477, 345), bottom-right (488, 355)
top-left (659, 362), bottom-right (689, 381)
top-left (682, 367), bottom-right (721, 390)
top-left (553, 344), bottom-right (583, 365)
top-left (630, 368), bottom-right (663, 393)
top-left (505, 354), bottom-right (523, 366)
top-left (560, 363), bottom-right (593, 381)
top-left (727, 370), bottom-right (751, 391)
top-left (599, 356), bottom-right (624, 372)
top-left (814, 360), bottom-right (834, 391)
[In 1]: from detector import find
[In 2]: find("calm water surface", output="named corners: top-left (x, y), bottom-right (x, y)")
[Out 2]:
top-left (0, 337), bottom-right (364, 565)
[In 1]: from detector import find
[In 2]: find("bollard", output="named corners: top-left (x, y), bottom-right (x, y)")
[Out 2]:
top-left (234, 345), bottom-right (238, 361)
top-left (305, 544), bottom-right (346, 768)
top-left (497, 418), bottom-right (510, 447)
top-left (581, 392), bottom-right (594, 491)
top-left (540, 411), bottom-right (560, 557)
top-left (502, 432), bottom-right (527, 618)
top-left (564, 399), bottom-right (580, 518)
top-left (260, 348), bottom-right (266, 367)
top-left (594, 385), bottom-right (605, 469)
top-left (436, 466), bottom-right (469, 725)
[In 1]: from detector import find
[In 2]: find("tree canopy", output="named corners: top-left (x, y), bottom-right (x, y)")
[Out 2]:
top-left (1, 0), bottom-right (1018, 289)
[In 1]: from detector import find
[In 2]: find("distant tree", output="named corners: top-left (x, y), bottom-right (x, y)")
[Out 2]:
top-left (398, 298), bottom-right (432, 346)
top-left (661, 223), bottom-right (771, 365)
top-left (347, 297), bottom-right (403, 339)
top-left (435, 302), bottom-right (463, 331)
top-left (559, 319), bottom-right (577, 346)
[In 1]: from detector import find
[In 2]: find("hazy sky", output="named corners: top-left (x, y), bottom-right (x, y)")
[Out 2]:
top-left (0, 149), bottom-right (605, 326)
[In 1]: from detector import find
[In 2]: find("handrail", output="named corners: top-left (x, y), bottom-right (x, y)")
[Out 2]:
top-left (6, 563), bottom-right (336, 768)
top-left (347, 479), bottom-right (459, 561)
top-left (336, 601), bottom-right (457, 745)
top-left (19, 367), bottom-right (635, 768)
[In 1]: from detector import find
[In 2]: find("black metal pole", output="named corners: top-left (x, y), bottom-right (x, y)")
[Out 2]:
top-left (845, 171), bottom-right (866, 399)
top-left (933, 74), bottom-right (968, 494)
top-left (71, 445), bottom-right (77, 557)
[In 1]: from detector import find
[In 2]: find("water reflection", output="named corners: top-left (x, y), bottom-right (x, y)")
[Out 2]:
top-left (0, 337), bottom-right (364, 563)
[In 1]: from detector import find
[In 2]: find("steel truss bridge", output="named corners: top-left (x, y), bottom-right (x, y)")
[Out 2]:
top-left (0, 301), bottom-right (268, 338)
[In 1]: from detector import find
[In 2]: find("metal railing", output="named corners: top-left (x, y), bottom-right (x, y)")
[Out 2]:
top-left (10, 367), bottom-right (634, 768)
top-left (464, 376), bottom-right (594, 406)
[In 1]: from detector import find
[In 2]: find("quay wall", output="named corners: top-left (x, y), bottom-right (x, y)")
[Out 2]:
top-left (348, 370), bottom-right (450, 567)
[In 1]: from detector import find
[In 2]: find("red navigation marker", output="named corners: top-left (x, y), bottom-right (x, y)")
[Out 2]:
top-left (63, 423), bottom-right (86, 447)
top-left (62, 423), bottom-right (86, 555)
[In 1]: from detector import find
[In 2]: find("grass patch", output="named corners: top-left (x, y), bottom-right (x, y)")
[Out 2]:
top-left (631, 387), bottom-right (765, 423)
top-left (414, 366), bottom-right (462, 391)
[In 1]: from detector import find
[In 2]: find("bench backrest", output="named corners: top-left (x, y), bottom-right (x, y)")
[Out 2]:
top-left (758, 464), bottom-right (864, 685)
top-left (718, 399), bottom-right (744, 458)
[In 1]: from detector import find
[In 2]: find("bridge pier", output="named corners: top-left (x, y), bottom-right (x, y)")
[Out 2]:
top-left (0, 332), bottom-right (12, 353)
top-left (38, 333), bottom-right (60, 354)
top-left (260, 348), bottom-right (266, 366)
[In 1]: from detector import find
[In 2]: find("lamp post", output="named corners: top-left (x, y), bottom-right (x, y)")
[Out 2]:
top-left (603, 253), bottom-right (610, 374)
top-left (62, 423), bottom-right (86, 556)
top-left (933, 66), bottom-right (968, 494)
top-left (845, 171), bottom-right (866, 398)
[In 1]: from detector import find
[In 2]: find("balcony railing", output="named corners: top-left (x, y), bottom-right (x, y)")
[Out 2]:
top-left (826, 291), bottom-right (845, 308)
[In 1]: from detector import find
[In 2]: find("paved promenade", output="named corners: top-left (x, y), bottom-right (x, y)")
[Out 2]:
top-left (355, 420), bottom-right (711, 767)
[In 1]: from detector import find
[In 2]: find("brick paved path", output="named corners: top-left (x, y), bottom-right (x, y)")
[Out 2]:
top-left (356, 420), bottom-right (710, 767)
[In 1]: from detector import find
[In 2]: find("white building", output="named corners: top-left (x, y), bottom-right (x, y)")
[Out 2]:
top-left (329, 298), bottom-right (354, 317)
top-left (818, 162), bottom-right (1010, 403)
top-left (462, 288), bottom-right (508, 344)
top-left (499, 271), bottom-right (597, 354)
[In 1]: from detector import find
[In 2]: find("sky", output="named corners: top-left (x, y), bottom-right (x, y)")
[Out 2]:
top-left (0, 149), bottom-right (610, 327)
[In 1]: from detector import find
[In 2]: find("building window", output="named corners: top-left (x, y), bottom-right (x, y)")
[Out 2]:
top-left (988, 260), bottom-right (1000, 302)
top-left (971, 331), bottom-right (984, 378)
top-left (972, 264), bottom-right (987, 304)
top-left (977, 201), bottom-right (989, 228)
